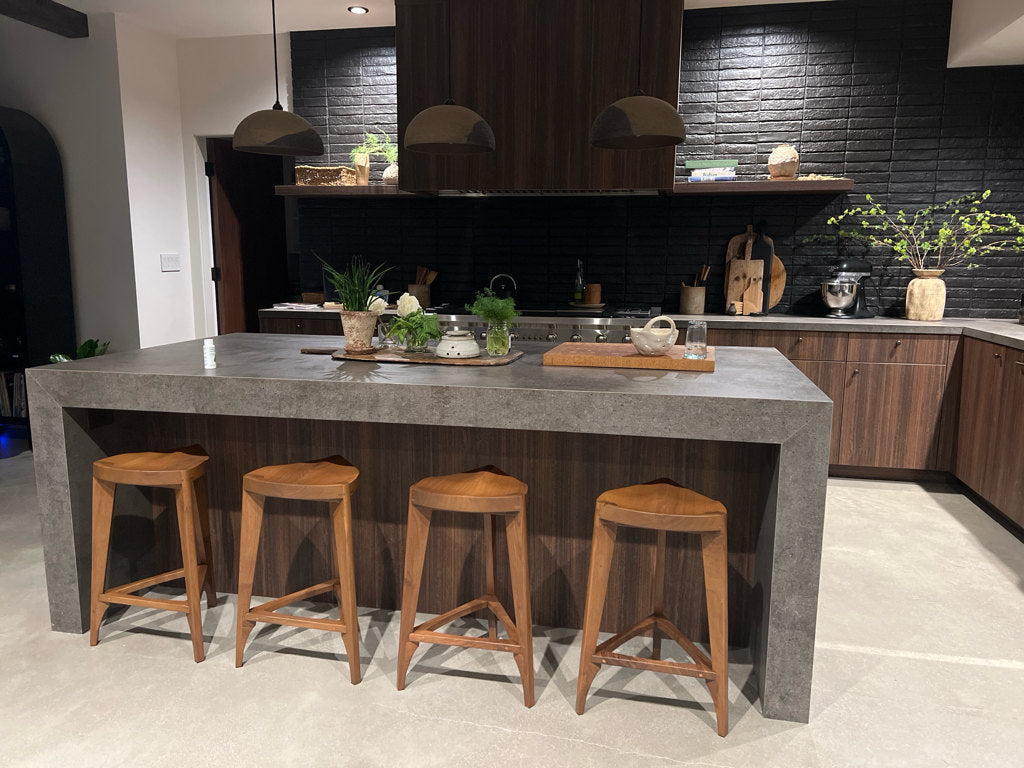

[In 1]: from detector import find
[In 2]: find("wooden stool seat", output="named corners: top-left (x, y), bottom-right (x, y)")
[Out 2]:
top-left (89, 445), bottom-right (216, 663)
top-left (397, 466), bottom-right (535, 707)
top-left (577, 478), bottom-right (730, 736)
top-left (235, 456), bottom-right (362, 683)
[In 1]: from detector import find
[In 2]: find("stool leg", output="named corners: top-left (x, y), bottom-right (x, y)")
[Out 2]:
top-left (575, 515), bottom-right (617, 715)
top-left (330, 493), bottom-right (362, 685)
top-left (235, 489), bottom-right (265, 668)
top-left (484, 512), bottom-right (498, 639)
top-left (193, 475), bottom-right (217, 608)
top-left (89, 477), bottom-right (116, 647)
top-left (701, 529), bottom-right (729, 737)
top-left (175, 482), bottom-right (206, 663)
top-left (505, 504), bottom-right (534, 708)
top-left (396, 500), bottom-right (432, 690)
top-left (651, 529), bottom-right (667, 660)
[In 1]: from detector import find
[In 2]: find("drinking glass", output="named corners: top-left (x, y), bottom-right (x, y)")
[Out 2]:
top-left (683, 320), bottom-right (707, 359)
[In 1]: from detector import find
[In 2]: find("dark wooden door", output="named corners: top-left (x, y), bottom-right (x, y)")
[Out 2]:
top-left (955, 338), bottom-right (1005, 497)
top-left (206, 138), bottom-right (288, 333)
top-left (839, 362), bottom-right (947, 469)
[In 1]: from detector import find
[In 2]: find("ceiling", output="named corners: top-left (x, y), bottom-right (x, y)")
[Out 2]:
top-left (59, 0), bottom-right (833, 39)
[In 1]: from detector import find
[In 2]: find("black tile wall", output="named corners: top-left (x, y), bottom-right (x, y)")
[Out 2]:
top-left (291, 1), bottom-right (1024, 317)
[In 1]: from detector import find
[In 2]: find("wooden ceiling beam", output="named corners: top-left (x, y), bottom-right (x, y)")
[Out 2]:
top-left (0, 0), bottom-right (89, 38)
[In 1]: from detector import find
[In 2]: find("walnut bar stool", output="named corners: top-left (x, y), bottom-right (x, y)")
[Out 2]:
top-left (575, 478), bottom-right (729, 736)
top-left (90, 445), bottom-right (216, 663)
top-left (235, 456), bottom-right (362, 683)
top-left (396, 466), bottom-right (534, 707)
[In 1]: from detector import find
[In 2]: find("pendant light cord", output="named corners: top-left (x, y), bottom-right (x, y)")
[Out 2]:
top-left (272, 0), bottom-right (283, 110)
top-left (635, 0), bottom-right (645, 96)
top-left (445, 0), bottom-right (454, 104)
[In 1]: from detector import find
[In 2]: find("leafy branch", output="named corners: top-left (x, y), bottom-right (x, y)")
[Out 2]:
top-left (350, 129), bottom-right (398, 165)
top-left (826, 190), bottom-right (1024, 271)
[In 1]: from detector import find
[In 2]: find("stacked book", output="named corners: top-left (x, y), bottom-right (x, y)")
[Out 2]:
top-left (685, 158), bottom-right (738, 182)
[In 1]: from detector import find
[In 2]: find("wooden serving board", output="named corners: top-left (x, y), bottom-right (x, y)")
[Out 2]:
top-left (331, 348), bottom-right (523, 366)
top-left (542, 343), bottom-right (715, 372)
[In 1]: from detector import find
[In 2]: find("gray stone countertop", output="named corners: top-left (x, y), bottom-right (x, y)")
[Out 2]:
top-left (27, 334), bottom-right (831, 446)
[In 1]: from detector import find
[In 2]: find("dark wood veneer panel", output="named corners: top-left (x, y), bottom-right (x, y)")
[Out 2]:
top-left (792, 360), bottom-right (845, 465)
top-left (846, 333), bottom-right (949, 365)
top-left (84, 411), bottom-right (772, 646)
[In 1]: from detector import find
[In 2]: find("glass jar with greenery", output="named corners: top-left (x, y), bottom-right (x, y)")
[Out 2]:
top-left (466, 288), bottom-right (519, 357)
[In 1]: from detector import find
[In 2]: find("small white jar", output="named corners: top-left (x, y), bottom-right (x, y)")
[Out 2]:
top-left (434, 330), bottom-right (481, 359)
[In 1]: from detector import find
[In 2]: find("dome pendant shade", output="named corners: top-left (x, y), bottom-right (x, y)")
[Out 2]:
top-left (590, 95), bottom-right (686, 150)
top-left (232, 106), bottom-right (324, 156)
top-left (404, 103), bottom-right (496, 154)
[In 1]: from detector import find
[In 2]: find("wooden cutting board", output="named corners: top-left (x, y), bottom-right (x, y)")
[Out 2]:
top-left (543, 343), bottom-right (715, 372)
top-left (726, 224), bottom-right (785, 310)
top-left (330, 348), bottom-right (523, 365)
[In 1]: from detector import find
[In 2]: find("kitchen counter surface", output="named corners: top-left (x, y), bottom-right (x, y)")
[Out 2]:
top-left (259, 307), bottom-right (1024, 349)
top-left (28, 334), bottom-right (831, 722)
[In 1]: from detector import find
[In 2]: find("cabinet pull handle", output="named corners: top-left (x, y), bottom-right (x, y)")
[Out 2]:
top-left (895, 339), bottom-right (902, 346)
top-left (797, 336), bottom-right (804, 343)
top-left (852, 368), bottom-right (859, 375)
top-left (994, 353), bottom-right (1001, 359)
top-left (1016, 361), bottom-right (1024, 368)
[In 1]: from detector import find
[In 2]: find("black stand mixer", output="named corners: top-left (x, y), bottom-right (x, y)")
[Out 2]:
top-left (821, 259), bottom-right (876, 318)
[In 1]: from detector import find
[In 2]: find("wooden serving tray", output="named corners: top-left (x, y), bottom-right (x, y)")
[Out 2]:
top-left (331, 348), bottom-right (523, 366)
top-left (542, 342), bottom-right (715, 372)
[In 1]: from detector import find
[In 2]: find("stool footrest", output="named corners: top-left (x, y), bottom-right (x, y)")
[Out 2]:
top-left (244, 579), bottom-right (349, 634)
top-left (592, 612), bottom-right (714, 678)
top-left (100, 565), bottom-right (210, 613)
top-left (413, 593), bottom-right (522, 649)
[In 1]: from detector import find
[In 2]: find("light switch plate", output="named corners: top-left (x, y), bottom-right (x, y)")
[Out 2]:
top-left (160, 253), bottom-right (182, 272)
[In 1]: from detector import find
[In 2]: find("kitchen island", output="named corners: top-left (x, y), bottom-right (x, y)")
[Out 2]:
top-left (26, 334), bottom-right (831, 722)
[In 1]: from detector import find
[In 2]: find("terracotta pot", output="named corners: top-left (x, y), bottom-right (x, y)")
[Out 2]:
top-left (339, 310), bottom-right (378, 353)
top-left (905, 269), bottom-right (946, 321)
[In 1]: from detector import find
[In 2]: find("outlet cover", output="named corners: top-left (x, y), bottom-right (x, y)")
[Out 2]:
top-left (160, 253), bottom-right (182, 272)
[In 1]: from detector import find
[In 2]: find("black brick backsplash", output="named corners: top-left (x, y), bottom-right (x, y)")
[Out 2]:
top-left (291, 1), bottom-right (1024, 317)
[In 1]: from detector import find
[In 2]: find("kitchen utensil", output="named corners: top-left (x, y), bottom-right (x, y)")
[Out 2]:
top-left (679, 285), bottom-right (706, 314)
top-left (333, 348), bottom-right (522, 366)
top-left (725, 238), bottom-right (763, 316)
top-left (828, 259), bottom-right (875, 318)
top-left (425, 269), bottom-right (438, 284)
top-left (821, 280), bottom-right (858, 317)
top-left (629, 315), bottom-right (679, 356)
top-left (542, 342), bottom-right (715, 372)
top-left (407, 283), bottom-right (430, 307)
top-left (726, 224), bottom-right (785, 311)
top-left (434, 330), bottom-right (481, 359)
top-left (683, 320), bottom-right (708, 359)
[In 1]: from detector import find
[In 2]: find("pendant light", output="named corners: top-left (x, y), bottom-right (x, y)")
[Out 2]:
top-left (590, 1), bottom-right (685, 150)
top-left (232, 0), bottom-right (324, 156)
top-left (404, 0), bottom-right (495, 154)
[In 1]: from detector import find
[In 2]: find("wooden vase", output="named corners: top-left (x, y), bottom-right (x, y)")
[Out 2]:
top-left (905, 269), bottom-right (946, 321)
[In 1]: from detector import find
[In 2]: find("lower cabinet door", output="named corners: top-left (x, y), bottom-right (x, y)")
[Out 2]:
top-left (990, 348), bottom-right (1024, 525)
top-left (955, 338), bottom-right (1005, 499)
top-left (839, 362), bottom-right (947, 469)
top-left (792, 360), bottom-right (845, 465)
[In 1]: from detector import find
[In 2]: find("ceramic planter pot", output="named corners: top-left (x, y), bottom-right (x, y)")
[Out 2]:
top-left (339, 310), bottom-right (377, 353)
top-left (905, 269), bottom-right (946, 321)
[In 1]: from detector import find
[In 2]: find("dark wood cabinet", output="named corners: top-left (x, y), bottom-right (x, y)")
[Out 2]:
top-left (791, 360), bottom-right (846, 464)
top-left (258, 312), bottom-right (342, 335)
top-left (395, 0), bottom-right (683, 192)
top-left (956, 338), bottom-right (1024, 526)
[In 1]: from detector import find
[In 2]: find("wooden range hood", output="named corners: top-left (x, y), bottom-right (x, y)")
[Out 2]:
top-left (396, 0), bottom-right (684, 193)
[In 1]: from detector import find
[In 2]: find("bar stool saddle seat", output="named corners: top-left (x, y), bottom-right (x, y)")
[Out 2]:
top-left (90, 445), bottom-right (216, 663)
top-left (576, 478), bottom-right (730, 736)
top-left (396, 466), bottom-right (535, 707)
top-left (235, 456), bottom-right (362, 683)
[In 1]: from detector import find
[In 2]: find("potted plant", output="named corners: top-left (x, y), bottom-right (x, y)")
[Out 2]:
top-left (466, 288), bottom-right (519, 356)
top-left (826, 190), bottom-right (1024, 320)
top-left (386, 292), bottom-right (442, 352)
top-left (350, 129), bottom-right (399, 185)
top-left (318, 255), bottom-right (391, 353)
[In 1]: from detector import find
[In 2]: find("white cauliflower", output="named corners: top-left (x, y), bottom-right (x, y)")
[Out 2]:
top-left (368, 296), bottom-right (387, 314)
top-left (396, 292), bottom-right (421, 317)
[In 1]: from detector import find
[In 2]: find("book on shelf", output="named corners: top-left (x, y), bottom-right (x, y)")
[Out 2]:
top-left (684, 158), bottom-right (740, 170)
top-left (688, 166), bottom-right (737, 178)
top-left (687, 174), bottom-right (737, 182)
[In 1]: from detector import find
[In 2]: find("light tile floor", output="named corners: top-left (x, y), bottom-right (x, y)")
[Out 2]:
top-left (1, 449), bottom-right (1021, 767)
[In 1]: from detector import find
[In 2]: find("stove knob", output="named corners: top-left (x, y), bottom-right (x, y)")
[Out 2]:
top-left (623, 330), bottom-right (632, 344)
top-left (570, 328), bottom-right (583, 343)
top-left (545, 327), bottom-right (558, 342)
top-left (595, 330), bottom-right (608, 343)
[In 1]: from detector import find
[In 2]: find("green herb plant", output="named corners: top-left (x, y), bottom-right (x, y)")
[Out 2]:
top-left (350, 129), bottom-right (398, 165)
top-left (826, 190), bottom-right (1024, 271)
top-left (466, 288), bottom-right (519, 325)
top-left (49, 338), bottom-right (110, 363)
top-left (386, 292), bottom-right (441, 350)
top-left (317, 254), bottom-right (392, 311)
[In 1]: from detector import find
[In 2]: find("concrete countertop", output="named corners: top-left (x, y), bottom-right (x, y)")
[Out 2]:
top-left (259, 307), bottom-right (1024, 350)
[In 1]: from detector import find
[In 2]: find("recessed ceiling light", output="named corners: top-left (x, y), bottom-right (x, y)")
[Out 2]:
top-left (347, 5), bottom-right (369, 13)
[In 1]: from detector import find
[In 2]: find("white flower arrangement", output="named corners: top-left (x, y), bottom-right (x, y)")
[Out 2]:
top-left (368, 296), bottom-right (387, 314)
top-left (396, 292), bottom-right (421, 317)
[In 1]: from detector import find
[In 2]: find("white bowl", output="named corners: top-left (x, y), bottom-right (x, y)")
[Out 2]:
top-left (630, 315), bottom-right (679, 356)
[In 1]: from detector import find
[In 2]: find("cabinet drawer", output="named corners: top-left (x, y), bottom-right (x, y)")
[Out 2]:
top-left (259, 316), bottom-right (342, 335)
top-left (707, 329), bottom-right (847, 361)
top-left (846, 333), bottom-right (948, 364)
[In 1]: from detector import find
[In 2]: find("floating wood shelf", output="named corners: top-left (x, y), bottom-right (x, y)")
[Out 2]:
top-left (671, 178), bottom-right (854, 195)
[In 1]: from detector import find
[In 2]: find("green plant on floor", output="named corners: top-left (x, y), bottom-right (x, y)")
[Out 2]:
top-left (825, 190), bottom-right (1024, 271)
top-left (350, 129), bottom-right (398, 165)
top-left (49, 339), bottom-right (110, 363)
top-left (317, 254), bottom-right (392, 311)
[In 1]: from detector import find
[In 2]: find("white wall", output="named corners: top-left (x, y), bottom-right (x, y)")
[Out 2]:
top-left (115, 15), bottom-right (194, 347)
top-left (177, 33), bottom-right (293, 337)
top-left (949, 0), bottom-right (1024, 67)
top-left (0, 14), bottom-right (141, 353)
